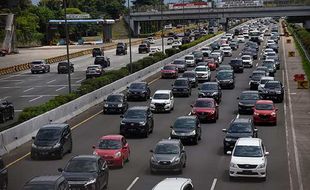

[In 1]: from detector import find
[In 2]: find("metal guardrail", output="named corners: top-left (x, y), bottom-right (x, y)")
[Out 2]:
top-left (291, 29), bottom-right (310, 63)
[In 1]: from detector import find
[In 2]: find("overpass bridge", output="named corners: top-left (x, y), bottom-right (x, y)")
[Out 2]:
top-left (127, 6), bottom-right (310, 35)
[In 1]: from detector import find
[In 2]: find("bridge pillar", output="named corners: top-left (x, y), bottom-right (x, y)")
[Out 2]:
top-left (219, 18), bottom-right (229, 32)
top-left (129, 19), bottom-right (141, 37)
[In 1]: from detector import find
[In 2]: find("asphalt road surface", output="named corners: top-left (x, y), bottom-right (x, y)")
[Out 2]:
top-left (6, 30), bottom-right (291, 190)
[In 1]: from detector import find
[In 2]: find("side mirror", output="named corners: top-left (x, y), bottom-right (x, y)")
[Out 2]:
top-left (126, 86), bottom-right (129, 89)
top-left (171, 84), bottom-right (174, 86)
top-left (222, 129), bottom-right (227, 132)
top-left (276, 108), bottom-right (278, 111)
top-left (104, 99), bottom-right (107, 102)
top-left (181, 150), bottom-right (185, 153)
top-left (198, 88), bottom-right (201, 90)
top-left (32, 136), bottom-right (35, 140)
top-left (92, 145), bottom-right (96, 149)
top-left (58, 168), bottom-right (63, 173)
top-left (249, 76), bottom-right (252, 78)
top-left (190, 104), bottom-right (193, 108)
top-left (227, 151), bottom-right (232, 155)
top-left (265, 152), bottom-right (270, 156)
top-left (170, 125), bottom-right (173, 129)
top-left (236, 97), bottom-right (239, 100)
top-left (120, 115), bottom-right (124, 118)
top-left (150, 97), bottom-right (152, 100)
top-left (150, 150), bottom-right (153, 153)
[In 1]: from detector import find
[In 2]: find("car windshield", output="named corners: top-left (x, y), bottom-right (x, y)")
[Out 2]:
top-left (233, 145), bottom-right (263, 157)
top-left (252, 72), bottom-right (265, 77)
top-left (240, 93), bottom-right (259, 100)
top-left (98, 139), bottom-right (121, 149)
top-left (193, 52), bottom-right (202, 57)
top-left (260, 79), bottom-right (273, 84)
top-left (242, 56), bottom-right (251, 60)
top-left (23, 184), bottom-right (54, 190)
top-left (182, 73), bottom-right (195, 78)
top-left (153, 93), bottom-right (169, 100)
top-left (264, 82), bottom-right (281, 89)
top-left (173, 60), bottom-right (185, 65)
top-left (87, 66), bottom-right (99, 69)
top-left (194, 100), bottom-right (214, 108)
top-left (36, 128), bottom-right (61, 141)
top-left (217, 72), bottom-right (233, 80)
top-left (201, 84), bottom-right (217, 90)
top-left (173, 118), bottom-right (196, 129)
top-left (154, 144), bottom-right (179, 154)
top-left (174, 80), bottom-right (187, 86)
top-left (185, 56), bottom-right (194, 60)
top-left (139, 45), bottom-right (146, 48)
top-left (124, 110), bottom-right (146, 119)
top-left (129, 83), bottom-right (145, 90)
top-left (223, 47), bottom-right (231, 51)
top-left (64, 159), bottom-right (97, 173)
top-left (255, 103), bottom-right (273, 110)
top-left (228, 123), bottom-right (252, 133)
top-left (58, 62), bottom-right (69, 66)
top-left (163, 66), bottom-right (175, 70)
top-left (195, 67), bottom-right (207, 72)
top-left (107, 95), bottom-right (122, 102)
top-left (31, 61), bottom-right (43, 65)
top-left (117, 45), bottom-right (124, 48)
top-left (263, 63), bottom-right (274, 68)
top-left (230, 60), bottom-right (242, 65)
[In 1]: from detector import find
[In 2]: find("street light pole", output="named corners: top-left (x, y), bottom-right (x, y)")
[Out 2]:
top-left (161, 0), bottom-right (165, 54)
top-left (127, 0), bottom-right (133, 73)
top-left (64, 0), bottom-right (72, 93)
top-left (183, 0), bottom-right (185, 35)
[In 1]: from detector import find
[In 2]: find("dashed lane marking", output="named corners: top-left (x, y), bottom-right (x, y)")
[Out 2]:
top-left (23, 88), bottom-right (34, 93)
top-left (55, 86), bottom-right (66, 92)
top-left (29, 96), bottom-right (43, 102)
top-left (126, 177), bottom-right (139, 190)
top-left (210, 178), bottom-right (217, 190)
top-left (46, 79), bottom-right (56, 84)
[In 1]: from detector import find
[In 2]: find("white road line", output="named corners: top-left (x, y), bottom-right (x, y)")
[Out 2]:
top-left (282, 34), bottom-right (303, 190)
top-left (46, 79), bottom-right (56, 84)
top-left (126, 177), bottom-right (139, 190)
top-left (0, 79), bottom-right (23, 82)
top-left (76, 78), bottom-right (84, 83)
top-left (55, 86), bottom-right (66, 92)
top-left (14, 110), bottom-right (23, 112)
top-left (210, 178), bottom-right (217, 190)
top-left (236, 114), bottom-right (240, 118)
top-left (29, 96), bottom-right (43, 102)
top-left (23, 87), bottom-right (34, 93)
top-left (0, 96), bottom-right (9, 101)
top-left (0, 86), bottom-right (21, 89)
top-left (188, 112), bottom-right (191, 115)
top-left (256, 63), bottom-right (258, 67)
top-left (21, 95), bottom-right (57, 98)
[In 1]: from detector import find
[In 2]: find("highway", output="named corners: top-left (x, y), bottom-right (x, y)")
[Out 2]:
top-left (6, 29), bottom-right (291, 189)
top-left (0, 39), bottom-right (170, 127)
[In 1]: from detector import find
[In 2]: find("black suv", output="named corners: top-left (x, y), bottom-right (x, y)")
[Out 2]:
top-left (31, 124), bottom-right (72, 159)
top-left (138, 43), bottom-right (150, 53)
top-left (57, 61), bottom-right (74, 74)
top-left (210, 42), bottom-right (220, 50)
top-left (92, 48), bottom-right (103, 57)
top-left (23, 175), bottom-right (69, 190)
top-left (259, 80), bottom-right (284, 103)
top-left (229, 59), bottom-right (244, 73)
top-left (150, 139), bottom-right (186, 174)
top-left (238, 91), bottom-right (261, 114)
top-left (182, 71), bottom-right (198, 88)
top-left (126, 82), bottom-right (151, 101)
top-left (94, 56), bottom-right (110, 68)
top-left (249, 70), bottom-right (266, 90)
top-left (222, 118), bottom-right (258, 154)
top-left (216, 70), bottom-right (235, 89)
top-left (120, 106), bottom-right (154, 138)
top-left (0, 101), bottom-right (14, 123)
top-left (0, 157), bottom-right (7, 190)
top-left (116, 42), bottom-right (128, 55)
top-left (242, 47), bottom-right (258, 59)
top-left (172, 78), bottom-right (191, 97)
top-left (103, 93), bottom-right (128, 114)
top-left (59, 155), bottom-right (109, 190)
top-left (198, 82), bottom-right (222, 103)
top-left (181, 36), bottom-right (191, 44)
top-left (170, 116), bottom-right (201, 145)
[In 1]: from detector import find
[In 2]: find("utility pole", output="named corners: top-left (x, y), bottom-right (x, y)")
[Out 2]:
top-left (161, 0), bottom-right (165, 54)
top-left (64, 0), bottom-right (72, 93)
top-left (127, 0), bottom-right (133, 73)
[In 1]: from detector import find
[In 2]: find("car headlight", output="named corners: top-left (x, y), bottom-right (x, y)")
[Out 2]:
top-left (230, 162), bottom-right (238, 168)
top-left (114, 151), bottom-right (122, 158)
top-left (173, 157), bottom-right (180, 163)
top-left (229, 79), bottom-right (233, 83)
top-left (171, 129), bottom-right (177, 135)
top-left (188, 130), bottom-right (196, 136)
top-left (53, 142), bottom-right (61, 149)
top-left (225, 138), bottom-right (233, 142)
top-left (31, 143), bottom-right (37, 148)
top-left (104, 104), bottom-right (109, 107)
top-left (151, 156), bottom-right (157, 163)
top-left (276, 91), bottom-right (281, 94)
top-left (150, 103), bottom-right (155, 107)
top-left (257, 162), bottom-right (266, 169)
top-left (93, 151), bottom-right (98, 155)
top-left (120, 121), bottom-right (125, 125)
top-left (271, 112), bottom-right (276, 116)
top-left (173, 89), bottom-right (177, 91)
top-left (84, 178), bottom-right (96, 187)
top-left (212, 92), bottom-right (218, 96)
top-left (238, 102), bottom-right (245, 106)
top-left (254, 112), bottom-right (260, 116)
top-left (118, 104), bottom-right (122, 108)
top-left (139, 121), bottom-right (146, 126)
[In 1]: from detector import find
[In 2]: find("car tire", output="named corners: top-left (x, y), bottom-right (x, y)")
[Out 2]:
top-left (9, 111), bottom-right (14, 120)
top-left (30, 153), bottom-right (38, 160)
top-left (2, 179), bottom-right (7, 190)
top-left (143, 130), bottom-right (149, 138)
top-left (0, 114), bottom-right (5, 123)
top-left (120, 158), bottom-right (124, 168)
top-left (58, 148), bottom-right (64, 159)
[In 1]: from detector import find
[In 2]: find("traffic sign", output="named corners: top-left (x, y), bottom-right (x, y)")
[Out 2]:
top-left (297, 80), bottom-right (309, 89)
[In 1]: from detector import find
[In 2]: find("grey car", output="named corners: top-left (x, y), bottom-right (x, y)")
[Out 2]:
top-left (182, 71), bottom-right (198, 88)
top-left (173, 59), bottom-right (187, 73)
top-left (23, 175), bottom-right (69, 190)
top-left (150, 139), bottom-right (186, 174)
top-left (31, 60), bottom-right (50, 74)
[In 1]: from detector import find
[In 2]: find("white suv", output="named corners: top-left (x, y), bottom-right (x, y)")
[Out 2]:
top-left (152, 178), bottom-right (194, 190)
top-left (194, 65), bottom-right (211, 81)
top-left (184, 55), bottom-right (195, 67)
top-left (228, 138), bottom-right (269, 180)
top-left (150, 90), bottom-right (174, 112)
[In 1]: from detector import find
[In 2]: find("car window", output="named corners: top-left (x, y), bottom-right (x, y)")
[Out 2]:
top-left (153, 93), bottom-right (169, 100)
top-left (173, 118), bottom-right (196, 129)
top-left (229, 122), bottom-right (252, 133)
top-left (174, 80), bottom-right (187, 86)
top-left (233, 145), bottom-right (263, 157)
top-left (36, 128), bottom-right (62, 141)
top-left (163, 66), bottom-right (176, 70)
top-left (107, 95), bottom-right (123, 102)
top-left (195, 67), bottom-right (207, 72)
top-left (155, 144), bottom-right (180, 154)
top-left (194, 100), bottom-right (214, 108)
top-left (201, 83), bottom-right (217, 90)
top-left (129, 83), bottom-right (145, 90)
top-left (98, 139), bottom-right (121, 149)
top-left (64, 159), bottom-right (98, 173)
top-left (264, 82), bottom-right (281, 89)
top-left (255, 103), bottom-right (273, 110)
top-left (182, 73), bottom-right (195, 78)
top-left (124, 109), bottom-right (147, 119)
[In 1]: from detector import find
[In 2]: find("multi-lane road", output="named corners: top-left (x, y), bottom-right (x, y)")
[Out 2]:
top-left (6, 25), bottom-right (292, 190)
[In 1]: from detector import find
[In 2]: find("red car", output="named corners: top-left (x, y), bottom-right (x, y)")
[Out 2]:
top-left (93, 135), bottom-right (130, 168)
top-left (205, 58), bottom-right (217, 70)
top-left (161, 64), bottom-right (178, 78)
top-left (191, 98), bottom-right (219, 123)
top-left (253, 100), bottom-right (278, 126)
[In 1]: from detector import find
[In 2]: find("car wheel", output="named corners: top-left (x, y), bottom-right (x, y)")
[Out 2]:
top-left (58, 148), bottom-right (64, 159)
top-left (30, 153), bottom-right (38, 160)
top-left (0, 114), bottom-right (5, 123)
top-left (9, 111), bottom-right (14, 120)
top-left (120, 158), bottom-right (124, 168)
top-left (2, 179), bottom-right (7, 190)
top-left (31, 71), bottom-right (34, 74)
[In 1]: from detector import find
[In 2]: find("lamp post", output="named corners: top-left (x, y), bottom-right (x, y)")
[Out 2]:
top-left (160, 0), bottom-right (165, 54)
top-left (63, 0), bottom-right (72, 93)
top-left (183, 0), bottom-right (185, 35)
top-left (127, 0), bottom-right (133, 73)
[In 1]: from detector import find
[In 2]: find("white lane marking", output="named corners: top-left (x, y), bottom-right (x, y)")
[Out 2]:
top-left (23, 87), bottom-right (34, 93)
top-left (282, 35), bottom-right (303, 190)
top-left (76, 78), bottom-right (84, 83)
top-left (126, 177), bottom-right (139, 190)
top-left (29, 96), bottom-right (43, 102)
top-left (14, 110), bottom-right (23, 112)
top-left (188, 112), bottom-right (191, 115)
top-left (256, 63), bottom-right (258, 67)
top-left (46, 79), bottom-right (56, 84)
top-left (21, 95), bottom-right (58, 98)
top-left (0, 79), bottom-right (23, 82)
top-left (0, 86), bottom-right (21, 89)
top-left (210, 178), bottom-right (217, 190)
top-left (236, 114), bottom-right (240, 118)
top-left (290, 92), bottom-right (297, 95)
top-left (0, 96), bottom-right (9, 101)
top-left (55, 86), bottom-right (66, 92)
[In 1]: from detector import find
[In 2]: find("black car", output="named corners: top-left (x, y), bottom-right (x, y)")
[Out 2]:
top-left (57, 61), bottom-right (74, 74)
top-left (182, 36), bottom-right (191, 44)
top-left (23, 175), bottom-right (69, 190)
top-left (138, 43), bottom-right (150, 53)
top-left (103, 93), bottom-right (128, 114)
top-left (229, 59), bottom-right (244, 73)
top-left (31, 124), bottom-right (72, 159)
top-left (150, 139), bottom-right (186, 174)
top-left (0, 101), bottom-right (14, 123)
top-left (229, 41), bottom-right (239, 50)
top-left (182, 71), bottom-right (198, 87)
top-left (210, 42), bottom-right (220, 50)
top-left (242, 47), bottom-right (258, 59)
top-left (170, 116), bottom-right (201, 145)
top-left (120, 106), bottom-right (154, 137)
top-left (238, 91), bottom-right (261, 114)
top-left (172, 78), bottom-right (191, 97)
top-left (216, 70), bottom-right (235, 89)
top-left (222, 118), bottom-right (258, 154)
top-left (262, 60), bottom-right (276, 76)
top-left (116, 42), bottom-right (128, 55)
top-left (259, 80), bottom-right (284, 103)
top-left (126, 82), bottom-right (151, 101)
top-left (192, 51), bottom-right (204, 64)
top-left (266, 43), bottom-right (279, 53)
top-left (198, 82), bottom-right (222, 103)
top-left (92, 48), bottom-right (103, 57)
top-left (94, 56), bottom-right (110, 68)
top-left (249, 70), bottom-right (266, 90)
top-left (0, 157), bottom-right (7, 190)
top-left (59, 155), bottom-right (109, 190)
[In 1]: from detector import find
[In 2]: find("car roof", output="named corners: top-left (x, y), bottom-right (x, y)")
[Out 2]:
top-left (236, 138), bottom-right (261, 146)
top-left (157, 139), bottom-right (180, 145)
top-left (128, 106), bottom-right (149, 111)
top-left (232, 118), bottom-right (252, 124)
top-left (108, 93), bottom-right (124, 97)
top-left (100, 135), bottom-right (123, 140)
top-left (40, 123), bottom-right (68, 130)
top-left (202, 82), bottom-right (218, 85)
top-left (154, 90), bottom-right (171, 94)
top-left (27, 175), bottom-right (64, 185)
top-left (71, 155), bottom-right (100, 161)
top-left (175, 77), bottom-right (188, 81)
top-left (152, 178), bottom-right (192, 190)
top-left (266, 80), bottom-right (280, 84)
top-left (261, 76), bottom-right (274, 80)
top-left (196, 98), bottom-right (215, 102)
top-left (177, 115), bottom-right (196, 120)
top-left (256, 100), bottom-right (274, 104)
top-left (241, 90), bottom-right (258, 94)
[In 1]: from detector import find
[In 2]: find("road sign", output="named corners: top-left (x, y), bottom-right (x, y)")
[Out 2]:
top-left (66, 14), bottom-right (90, 19)
top-left (297, 80), bottom-right (309, 89)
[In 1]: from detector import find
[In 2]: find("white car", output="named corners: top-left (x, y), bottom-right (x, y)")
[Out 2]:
top-left (172, 41), bottom-right (182, 49)
top-left (266, 39), bottom-right (276, 47)
top-left (258, 76), bottom-right (275, 92)
top-left (147, 37), bottom-right (156, 44)
top-left (149, 47), bottom-right (161, 56)
top-left (222, 47), bottom-right (232, 57)
top-left (263, 49), bottom-right (276, 59)
top-left (220, 44), bottom-right (230, 50)
top-left (210, 52), bottom-right (223, 64)
top-left (167, 37), bottom-right (174, 45)
top-left (241, 55), bottom-right (253, 68)
top-left (184, 55), bottom-right (195, 67)
top-left (228, 138), bottom-right (269, 180)
top-left (194, 65), bottom-right (211, 81)
top-left (201, 46), bottom-right (212, 57)
top-left (225, 33), bottom-right (234, 41)
top-left (152, 178), bottom-right (194, 190)
top-left (150, 90), bottom-right (174, 112)
top-left (237, 35), bottom-right (245, 43)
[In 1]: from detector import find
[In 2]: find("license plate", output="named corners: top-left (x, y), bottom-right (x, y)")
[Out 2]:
top-left (243, 170), bottom-right (252, 174)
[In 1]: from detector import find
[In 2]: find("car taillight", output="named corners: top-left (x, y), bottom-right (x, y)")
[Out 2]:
top-left (254, 112), bottom-right (259, 116)
top-left (271, 112), bottom-right (276, 116)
